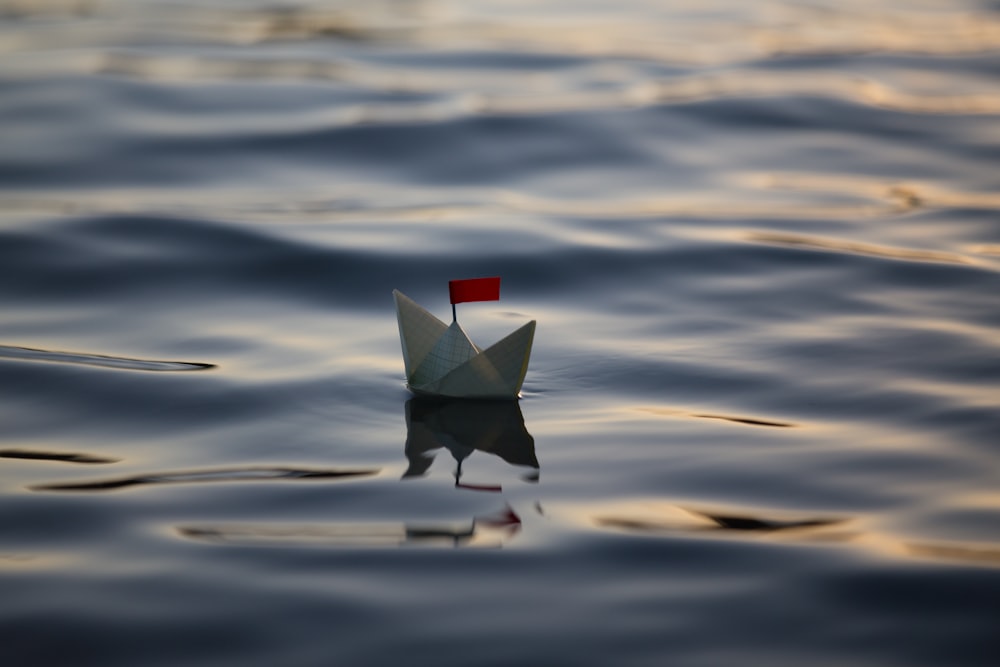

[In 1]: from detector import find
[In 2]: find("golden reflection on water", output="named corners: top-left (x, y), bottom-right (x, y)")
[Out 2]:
top-left (176, 513), bottom-right (521, 549)
top-left (8, 1), bottom-right (1000, 62)
top-left (968, 244), bottom-right (1000, 257)
top-left (906, 542), bottom-right (1000, 567)
top-left (551, 498), bottom-right (1000, 568)
top-left (0, 552), bottom-right (76, 571)
top-left (11, 50), bottom-right (1000, 119)
top-left (754, 174), bottom-right (1000, 212)
top-left (851, 531), bottom-right (1000, 568)
top-left (745, 232), bottom-right (976, 266)
top-left (552, 498), bottom-right (847, 538)
top-left (5, 1), bottom-right (1000, 123)
top-left (4, 170), bottom-right (999, 234)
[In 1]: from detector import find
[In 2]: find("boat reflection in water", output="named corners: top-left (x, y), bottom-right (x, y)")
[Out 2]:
top-left (403, 398), bottom-right (539, 488)
top-left (398, 397), bottom-right (539, 546)
top-left (178, 399), bottom-right (539, 549)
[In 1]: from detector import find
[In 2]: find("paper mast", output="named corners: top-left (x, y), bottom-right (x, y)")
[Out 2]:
top-left (393, 280), bottom-right (535, 399)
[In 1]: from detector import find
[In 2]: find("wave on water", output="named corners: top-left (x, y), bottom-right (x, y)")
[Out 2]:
top-left (0, 448), bottom-right (119, 464)
top-left (0, 344), bottom-right (214, 371)
top-left (30, 465), bottom-right (379, 492)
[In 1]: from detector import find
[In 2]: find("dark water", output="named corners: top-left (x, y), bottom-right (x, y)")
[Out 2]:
top-left (2, 1), bottom-right (1000, 665)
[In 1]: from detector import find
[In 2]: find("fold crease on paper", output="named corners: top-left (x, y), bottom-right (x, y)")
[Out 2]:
top-left (394, 290), bottom-right (535, 399)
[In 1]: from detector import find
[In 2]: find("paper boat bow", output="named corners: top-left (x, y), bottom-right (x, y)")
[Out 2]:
top-left (393, 290), bottom-right (535, 399)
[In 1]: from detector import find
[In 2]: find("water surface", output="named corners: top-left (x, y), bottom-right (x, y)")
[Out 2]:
top-left (2, 1), bottom-right (999, 665)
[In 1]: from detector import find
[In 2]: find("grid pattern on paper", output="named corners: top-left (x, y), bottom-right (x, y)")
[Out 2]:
top-left (410, 323), bottom-right (480, 388)
top-left (481, 321), bottom-right (535, 389)
top-left (436, 321), bottom-right (535, 398)
top-left (395, 291), bottom-right (448, 376)
top-left (438, 353), bottom-right (504, 397)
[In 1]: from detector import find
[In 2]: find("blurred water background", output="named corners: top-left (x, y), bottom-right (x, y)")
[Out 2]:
top-left (1, 1), bottom-right (999, 665)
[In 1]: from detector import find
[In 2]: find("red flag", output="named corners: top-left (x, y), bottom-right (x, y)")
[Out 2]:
top-left (449, 276), bottom-right (501, 305)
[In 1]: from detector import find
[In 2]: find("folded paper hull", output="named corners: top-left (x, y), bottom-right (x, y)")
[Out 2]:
top-left (394, 290), bottom-right (535, 399)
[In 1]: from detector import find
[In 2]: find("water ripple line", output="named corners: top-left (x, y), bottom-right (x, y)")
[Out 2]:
top-left (0, 449), bottom-right (119, 464)
top-left (31, 466), bottom-right (380, 492)
top-left (11, 176), bottom-right (1000, 228)
top-left (635, 406), bottom-right (798, 428)
top-left (745, 232), bottom-right (975, 266)
top-left (0, 449), bottom-right (121, 465)
top-left (175, 511), bottom-right (520, 549)
top-left (0, 345), bottom-right (215, 372)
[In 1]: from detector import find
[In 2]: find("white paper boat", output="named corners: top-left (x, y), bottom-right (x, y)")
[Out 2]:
top-left (393, 290), bottom-right (535, 399)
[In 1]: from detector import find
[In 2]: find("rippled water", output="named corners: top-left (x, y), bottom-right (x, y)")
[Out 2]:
top-left (2, 1), bottom-right (1000, 665)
